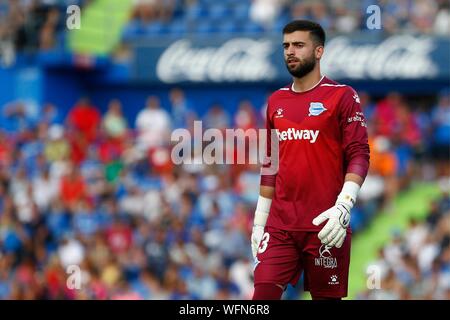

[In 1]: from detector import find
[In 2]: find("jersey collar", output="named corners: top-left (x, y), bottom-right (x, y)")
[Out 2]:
top-left (290, 75), bottom-right (325, 94)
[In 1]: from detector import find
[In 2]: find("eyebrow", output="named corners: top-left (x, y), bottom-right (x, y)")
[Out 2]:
top-left (283, 41), bottom-right (306, 46)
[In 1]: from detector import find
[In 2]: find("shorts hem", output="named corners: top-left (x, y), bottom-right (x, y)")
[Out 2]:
top-left (265, 225), bottom-right (353, 234)
top-left (304, 289), bottom-right (348, 298)
top-left (254, 281), bottom-right (288, 288)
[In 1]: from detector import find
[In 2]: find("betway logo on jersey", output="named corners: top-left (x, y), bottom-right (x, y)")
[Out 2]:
top-left (275, 128), bottom-right (319, 143)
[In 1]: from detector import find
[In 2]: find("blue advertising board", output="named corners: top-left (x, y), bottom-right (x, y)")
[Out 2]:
top-left (130, 35), bottom-right (450, 85)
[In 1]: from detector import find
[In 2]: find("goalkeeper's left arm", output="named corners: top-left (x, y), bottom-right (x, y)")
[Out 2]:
top-left (313, 88), bottom-right (370, 248)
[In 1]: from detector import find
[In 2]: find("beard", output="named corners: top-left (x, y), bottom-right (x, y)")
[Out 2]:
top-left (285, 53), bottom-right (316, 78)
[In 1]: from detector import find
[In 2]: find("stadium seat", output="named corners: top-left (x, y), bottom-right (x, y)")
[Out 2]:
top-left (198, 0), bottom-right (219, 5)
top-left (216, 20), bottom-right (239, 35)
top-left (241, 21), bottom-right (265, 35)
top-left (185, 3), bottom-right (208, 21)
top-left (144, 22), bottom-right (167, 35)
top-left (166, 19), bottom-right (189, 37)
top-left (208, 3), bottom-right (230, 20)
top-left (232, 3), bottom-right (250, 20)
top-left (121, 20), bottom-right (145, 41)
top-left (194, 20), bottom-right (217, 35)
top-left (272, 13), bottom-right (291, 34)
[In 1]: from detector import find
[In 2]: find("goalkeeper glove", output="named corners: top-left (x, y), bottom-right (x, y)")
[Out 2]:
top-left (312, 181), bottom-right (360, 248)
top-left (251, 195), bottom-right (271, 259)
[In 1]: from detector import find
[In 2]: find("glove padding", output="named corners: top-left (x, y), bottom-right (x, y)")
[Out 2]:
top-left (312, 202), bottom-right (351, 248)
top-left (251, 225), bottom-right (265, 259)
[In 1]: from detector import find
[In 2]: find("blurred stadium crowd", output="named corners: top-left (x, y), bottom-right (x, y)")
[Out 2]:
top-left (0, 0), bottom-right (449, 55)
top-left (0, 0), bottom-right (449, 300)
top-left (0, 0), bottom-right (89, 54)
top-left (0, 85), bottom-right (449, 299)
top-left (358, 191), bottom-right (450, 299)
top-left (122, 0), bottom-right (450, 37)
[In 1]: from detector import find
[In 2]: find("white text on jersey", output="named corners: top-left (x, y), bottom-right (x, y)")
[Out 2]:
top-left (276, 128), bottom-right (319, 143)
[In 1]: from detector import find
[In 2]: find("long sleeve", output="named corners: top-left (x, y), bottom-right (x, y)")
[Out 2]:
top-left (339, 88), bottom-right (370, 179)
top-left (260, 101), bottom-right (277, 187)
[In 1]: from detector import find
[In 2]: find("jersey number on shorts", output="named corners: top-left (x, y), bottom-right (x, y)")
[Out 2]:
top-left (258, 232), bottom-right (270, 254)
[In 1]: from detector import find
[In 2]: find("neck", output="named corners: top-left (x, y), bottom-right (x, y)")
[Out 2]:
top-left (292, 67), bottom-right (322, 92)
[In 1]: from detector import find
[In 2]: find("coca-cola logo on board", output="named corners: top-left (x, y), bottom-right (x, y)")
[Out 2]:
top-left (322, 35), bottom-right (438, 79)
top-left (156, 38), bottom-right (277, 83)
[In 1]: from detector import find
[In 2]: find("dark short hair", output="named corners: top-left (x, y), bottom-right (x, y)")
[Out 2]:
top-left (282, 20), bottom-right (325, 47)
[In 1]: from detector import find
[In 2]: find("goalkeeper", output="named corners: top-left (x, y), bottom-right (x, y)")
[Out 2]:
top-left (251, 20), bottom-right (370, 300)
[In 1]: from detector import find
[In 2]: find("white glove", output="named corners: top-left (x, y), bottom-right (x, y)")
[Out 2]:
top-left (251, 196), bottom-right (272, 259)
top-left (312, 181), bottom-right (360, 248)
top-left (251, 225), bottom-right (265, 259)
top-left (312, 202), bottom-right (351, 248)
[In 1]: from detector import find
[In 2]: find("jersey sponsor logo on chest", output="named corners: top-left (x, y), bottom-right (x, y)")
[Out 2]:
top-left (275, 128), bottom-right (319, 143)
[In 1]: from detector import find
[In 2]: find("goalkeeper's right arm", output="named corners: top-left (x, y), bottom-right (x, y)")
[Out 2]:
top-left (251, 186), bottom-right (274, 259)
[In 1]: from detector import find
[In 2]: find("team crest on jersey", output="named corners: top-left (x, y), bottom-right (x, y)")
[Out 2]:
top-left (275, 108), bottom-right (284, 118)
top-left (308, 102), bottom-right (327, 116)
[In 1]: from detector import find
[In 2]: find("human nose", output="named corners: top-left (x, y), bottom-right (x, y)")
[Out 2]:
top-left (286, 45), bottom-right (295, 56)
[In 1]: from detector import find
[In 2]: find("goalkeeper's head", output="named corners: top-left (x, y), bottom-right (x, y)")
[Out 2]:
top-left (282, 20), bottom-right (325, 79)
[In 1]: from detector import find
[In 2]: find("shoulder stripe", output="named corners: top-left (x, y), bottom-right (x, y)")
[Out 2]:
top-left (278, 88), bottom-right (289, 91)
top-left (320, 84), bottom-right (347, 87)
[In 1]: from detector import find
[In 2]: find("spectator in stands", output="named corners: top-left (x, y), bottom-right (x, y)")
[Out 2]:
top-left (40, 103), bottom-right (63, 126)
top-left (434, 0), bottom-right (450, 35)
top-left (135, 95), bottom-right (172, 153)
top-left (102, 99), bottom-right (128, 141)
top-left (59, 162), bottom-right (87, 208)
top-left (359, 192), bottom-right (450, 299)
top-left (410, 0), bottom-right (439, 34)
top-left (44, 124), bottom-right (70, 163)
top-left (250, 0), bottom-right (283, 28)
top-left (156, 0), bottom-right (176, 22)
top-left (430, 89), bottom-right (450, 176)
top-left (309, 2), bottom-right (332, 31)
top-left (373, 92), bottom-right (403, 138)
top-left (0, 130), bottom-right (13, 166)
top-left (67, 97), bottom-right (101, 144)
top-left (9, 166), bottom-right (36, 223)
top-left (230, 100), bottom-right (259, 178)
top-left (1, 100), bottom-right (38, 133)
top-left (32, 167), bottom-right (59, 212)
top-left (234, 100), bottom-right (258, 131)
top-left (290, 2), bottom-right (310, 21)
top-left (203, 103), bottom-right (230, 131)
top-left (39, 6), bottom-right (61, 51)
top-left (169, 88), bottom-right (194, 129)
top-left (123, 0), bottom-right (168, 38)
